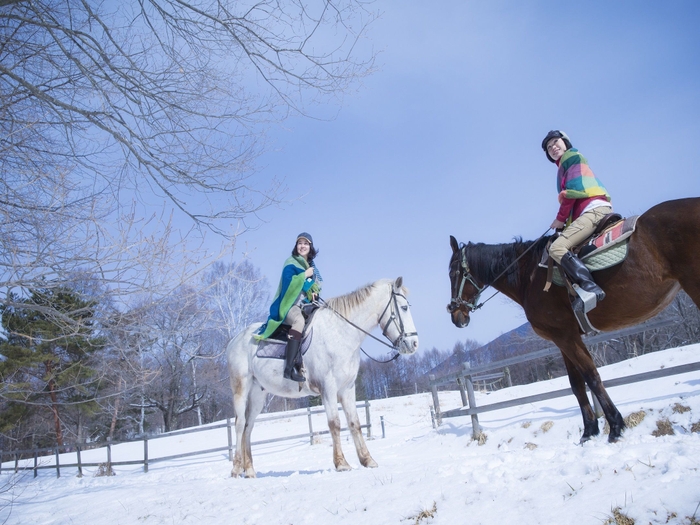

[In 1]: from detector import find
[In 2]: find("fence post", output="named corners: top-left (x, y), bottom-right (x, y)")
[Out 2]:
top-left (429, 374), bottom-right (441, 425)
top-left (456, 376), bottom-right (468, 407)
top-left (461, 363), bottom-right (481, 440)
top-left (55, 447), bottom-right (61, 478)
top-left (34, 451), bottom-right (38, 478)
top-left (143, 437), bottom-right (149, 473)
top-left (76, 446), bottom-right (83, 478)
top-left (307, 407), bottom-right (314, 445)
top-left (380, 415), bottom-right (385, 438)
top-left (0, 450), bottom-right (3, 475)
top-left (226, 417), bottom-right (233, 462)
top-left (505, 367), bottom-right (512, 387)
top-left (364, 400), bottom-right (372, 439)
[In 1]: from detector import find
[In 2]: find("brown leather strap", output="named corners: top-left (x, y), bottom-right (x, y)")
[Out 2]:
top-left (543, 238), bottom-right (554, 292)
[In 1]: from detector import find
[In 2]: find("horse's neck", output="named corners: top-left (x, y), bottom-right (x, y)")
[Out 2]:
top-left (324, 286), bottom-right (389, 344)
top-left (469, 243), bottom-right (527, 306)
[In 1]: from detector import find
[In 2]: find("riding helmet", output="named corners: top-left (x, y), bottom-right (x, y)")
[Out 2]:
top-left (541, 130), bottom-right (572, 163)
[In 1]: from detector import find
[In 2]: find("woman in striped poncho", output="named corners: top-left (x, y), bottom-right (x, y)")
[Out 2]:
top-left (255, 232), bottom-right (322, 382)
top-left (542, 130), bottom-right (613, 309)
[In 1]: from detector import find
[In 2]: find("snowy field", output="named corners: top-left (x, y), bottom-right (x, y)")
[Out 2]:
top-left (3, 343), bottom-right (700, 525)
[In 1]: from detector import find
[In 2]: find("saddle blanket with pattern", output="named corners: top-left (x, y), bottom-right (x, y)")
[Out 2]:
top-left (255, 327), bottom-right (314, 360)
top-left (539, 215), bottom-right (640, 285)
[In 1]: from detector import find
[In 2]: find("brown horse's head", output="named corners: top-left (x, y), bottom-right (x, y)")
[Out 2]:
top-left (447, 235), bottom-right (485, 328)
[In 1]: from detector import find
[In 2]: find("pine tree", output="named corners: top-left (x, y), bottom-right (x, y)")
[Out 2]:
top-left (0, 287), bottom-right (104, 448)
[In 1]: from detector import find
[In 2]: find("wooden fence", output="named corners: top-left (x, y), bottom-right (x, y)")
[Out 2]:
top-left (428, 318), bottom-right (688, 438)
top-left (0, 401), bottom-right (374, 479)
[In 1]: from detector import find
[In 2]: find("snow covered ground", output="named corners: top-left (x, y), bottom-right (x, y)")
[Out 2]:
top-left (3, 343), bottom-right (700, 525)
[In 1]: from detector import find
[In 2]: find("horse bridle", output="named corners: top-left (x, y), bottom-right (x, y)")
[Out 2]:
top-left (320, 288), bottom-right (418, 351)
top-left (447, 243), bottom-right (485, 314)
top-left (378, 290), bottom-right (418, 350)
top-left (447, 230), bottom-right (552, 315)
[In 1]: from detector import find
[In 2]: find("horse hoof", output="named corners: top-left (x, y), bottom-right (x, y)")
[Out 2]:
top-left (578, 435), bottom-right (592, 445)
top-left (335, 463), bottom-right (352, 472)
top-left (362, 458), bottom-right (378, 469)
top-left (608, 430), bottom-right (624, 443)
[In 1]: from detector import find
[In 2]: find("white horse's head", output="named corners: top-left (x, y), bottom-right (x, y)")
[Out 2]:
top-left (379, 277), bottom-right (419, 355)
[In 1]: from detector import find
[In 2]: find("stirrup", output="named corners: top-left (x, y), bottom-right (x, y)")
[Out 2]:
top-left (570, 294), bottom-right (600, 335)
top-left (572, 284), bottom-right (597, 313)
top-left (283, 366), bottom-right (306, 382)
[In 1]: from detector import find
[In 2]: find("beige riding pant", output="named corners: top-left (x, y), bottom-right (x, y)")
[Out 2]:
top-left (283, 304), bottom-right (305, 334)
top-left (549, 206), bottom-right (613, 263)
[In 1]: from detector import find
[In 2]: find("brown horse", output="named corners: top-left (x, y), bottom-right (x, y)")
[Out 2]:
top-left (447, 197), bottom-right (700, 443)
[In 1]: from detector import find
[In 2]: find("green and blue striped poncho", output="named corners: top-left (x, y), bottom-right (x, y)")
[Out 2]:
top-left (255, 255), bottom-right (321, 341)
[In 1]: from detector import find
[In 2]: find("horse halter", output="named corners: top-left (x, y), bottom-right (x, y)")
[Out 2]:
top-left (447, 243), bottom-right (485, 314)
top-left (378, 289), bottom-right (418, 350)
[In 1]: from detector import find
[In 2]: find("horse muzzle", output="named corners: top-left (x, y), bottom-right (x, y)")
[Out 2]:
top-left (396, 333), bottom-right (419, 355)
top-left (448, 308), bottom-right (470, 329)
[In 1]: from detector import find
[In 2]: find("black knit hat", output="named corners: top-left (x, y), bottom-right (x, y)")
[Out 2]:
top-left (541, 130), bottom-right (572, 163)
top-left (297, 232), bottom-right (313, 245)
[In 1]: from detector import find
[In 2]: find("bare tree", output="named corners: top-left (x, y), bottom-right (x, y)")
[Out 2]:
top-left (1, 0), bottom-right (375, 226)
top-left (0, 0), bottom-right (376, 324)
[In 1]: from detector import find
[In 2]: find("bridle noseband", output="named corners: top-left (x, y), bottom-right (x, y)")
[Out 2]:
top-left (447, 243), bottom-right (484, 314)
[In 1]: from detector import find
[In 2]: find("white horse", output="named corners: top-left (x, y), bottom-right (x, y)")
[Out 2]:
top-left (226, 277), bottom-right (419, 477)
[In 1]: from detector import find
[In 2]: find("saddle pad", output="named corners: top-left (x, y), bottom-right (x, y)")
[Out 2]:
top-left (256, 327), bottom-right (313, 360)
top-left (550, 241), bottom-right (629, 286)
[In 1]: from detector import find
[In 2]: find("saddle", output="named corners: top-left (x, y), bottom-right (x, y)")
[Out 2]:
top-left (255, 303), bottom-right (321, 360)
top-left (539, 213), bottom-right (640, 335)
top-left (539, 213), bottom-right (640, 279)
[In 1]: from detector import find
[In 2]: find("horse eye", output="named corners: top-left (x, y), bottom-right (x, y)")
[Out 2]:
top-left (401, 305), bottom-right (408, 312)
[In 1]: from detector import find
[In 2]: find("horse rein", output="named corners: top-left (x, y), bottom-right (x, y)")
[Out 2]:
top-left (318, 289), bottom-right (417, 359)
top-left (447, 228), bottom-right (552, 314)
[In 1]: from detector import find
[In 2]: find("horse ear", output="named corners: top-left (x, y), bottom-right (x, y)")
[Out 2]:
top-left (450, 235), bottom-right (460, 253)
top-left (394, 276), bottom-right (403, 291)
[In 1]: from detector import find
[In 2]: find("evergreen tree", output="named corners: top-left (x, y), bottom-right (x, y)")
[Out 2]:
top-left (0, 286), bottom-right (104, 448)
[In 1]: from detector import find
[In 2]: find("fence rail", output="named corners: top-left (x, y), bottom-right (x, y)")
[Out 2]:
top-left (428, 318), bottom-right (686, 438)
top-left (0, 401), bottom-right (373, 479)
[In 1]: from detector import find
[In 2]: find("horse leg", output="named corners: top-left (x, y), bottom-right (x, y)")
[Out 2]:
top-left (558, 337), bottom-right (625, 443)
top-left (240, 382), bottom-right (266, 478)
top-left (338, 386), bottom-right (377, 468)
top-left (230, 373), bottom-right (251, 478)
top-left (321, 388), bottom-right (352, 472)
top-left (561, 354), bottom-right (599, 442)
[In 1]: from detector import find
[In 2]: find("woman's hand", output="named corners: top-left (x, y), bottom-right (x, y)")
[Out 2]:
top-left (550, 219), bottom-right (566, 230)
top-left (304, 267), bottom-right (314, 278)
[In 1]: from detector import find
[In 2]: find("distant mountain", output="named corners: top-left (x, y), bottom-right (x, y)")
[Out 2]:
top-left (426, 322), bottom-right (547, 378)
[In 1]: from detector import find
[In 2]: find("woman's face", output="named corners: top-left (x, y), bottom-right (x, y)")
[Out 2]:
top-left (546, 137), bottom-right (567, 162)
top-left (296, 239), bottom-right (311, 258)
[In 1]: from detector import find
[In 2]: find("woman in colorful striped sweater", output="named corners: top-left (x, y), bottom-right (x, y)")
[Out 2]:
top-left (542, 130), bottom-right (612, 307)
top-left (255, 232), bottom-right (322, 382)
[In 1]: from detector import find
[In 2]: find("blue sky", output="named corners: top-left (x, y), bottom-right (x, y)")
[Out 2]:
top-left (209, 1), bottom-right (700, 356)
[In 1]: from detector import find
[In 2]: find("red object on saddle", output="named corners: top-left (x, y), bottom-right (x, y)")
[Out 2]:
top-left (590, 220), bottom-right (626, 249)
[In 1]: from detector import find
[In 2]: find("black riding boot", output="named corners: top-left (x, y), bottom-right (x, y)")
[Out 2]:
top-left (283, 335), bottom-right (305, 382)
top-left (559, 251), bottom-right (606, 302)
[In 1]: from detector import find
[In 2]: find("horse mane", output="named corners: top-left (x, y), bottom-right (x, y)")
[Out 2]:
top-left (466, 236), bottom-right (551, 288)
top-left (326, 279), bottom-right (408, 317)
